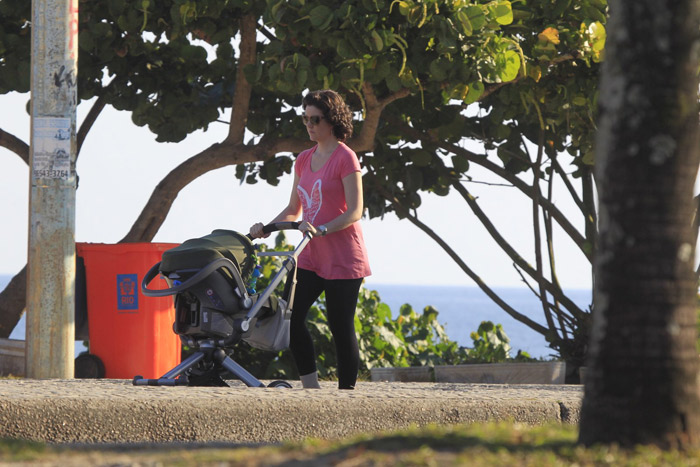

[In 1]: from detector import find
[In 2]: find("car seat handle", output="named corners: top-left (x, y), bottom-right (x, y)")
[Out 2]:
top-left (141, 257), bottom-right (246, 299)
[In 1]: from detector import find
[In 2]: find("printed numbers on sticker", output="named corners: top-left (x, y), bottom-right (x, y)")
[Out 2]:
top-left (34, 169), bottom-right (69, 179)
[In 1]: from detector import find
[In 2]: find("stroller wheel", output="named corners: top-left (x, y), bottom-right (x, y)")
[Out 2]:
top-left (74, 353), bottom-right (105, 379)
top-left (267, 380), bottom-right (293, 388)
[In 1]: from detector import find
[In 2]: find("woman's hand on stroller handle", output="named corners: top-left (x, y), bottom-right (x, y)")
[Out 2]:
top-left (298, 221), bottom-right (325, 238)
top-left (247, 222), bottom-right (302, 240)
top-left (248, 222), bottom-right (269, 239)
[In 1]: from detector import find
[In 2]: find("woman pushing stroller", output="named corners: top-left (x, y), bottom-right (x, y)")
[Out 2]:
top-left (249, 89), bottom-right (371, 390)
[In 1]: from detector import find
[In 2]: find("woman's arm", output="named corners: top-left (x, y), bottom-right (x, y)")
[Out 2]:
top-left (269, 171), bottom-right (303, 223)
top-left (310, 171), bottom-right (363, 235)
top-left (249, 172), bottom-right (302, 238)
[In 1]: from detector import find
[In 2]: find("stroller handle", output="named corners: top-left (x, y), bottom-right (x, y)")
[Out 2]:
top-left (246, 222), bottom-right (301, 240)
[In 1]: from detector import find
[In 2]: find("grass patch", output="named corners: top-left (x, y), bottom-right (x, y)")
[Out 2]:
top-left (0, 438), bottom-right (47, 461)
top-left (1, 422), bottom-right (699, 466)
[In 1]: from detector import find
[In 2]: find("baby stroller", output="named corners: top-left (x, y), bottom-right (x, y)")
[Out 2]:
top-left (133, 222), bottom-right (309, 388)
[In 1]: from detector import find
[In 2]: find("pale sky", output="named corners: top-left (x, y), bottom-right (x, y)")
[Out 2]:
top-left (1, 91), bottom-right (593, 290)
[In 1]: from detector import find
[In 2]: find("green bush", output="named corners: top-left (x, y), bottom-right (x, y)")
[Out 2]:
top-left (234, 232), bottom-right (533, 380)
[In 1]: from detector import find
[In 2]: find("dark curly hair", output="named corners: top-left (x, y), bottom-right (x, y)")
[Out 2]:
top-left (302, 90), bottom-right (354, 141)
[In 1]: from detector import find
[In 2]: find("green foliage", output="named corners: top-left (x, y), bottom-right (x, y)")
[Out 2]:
top-left (357, 290), bottom-right (469, 370)
top-left (1, 0), bottom-right (262, 141)
top-left (469, 321), bottom-right (511, 363)
top-left (235, 233), bottom-right (533, 381)
top-left (0, 0), bottom-right (30, 94)
top-left (1, 0), bottom-right (606, 166)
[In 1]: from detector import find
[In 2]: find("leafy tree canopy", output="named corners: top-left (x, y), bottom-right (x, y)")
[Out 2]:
top-left (1, 0), bottom-right (606, 189)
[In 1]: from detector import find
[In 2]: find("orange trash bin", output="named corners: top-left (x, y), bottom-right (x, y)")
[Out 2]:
top-left (76, 242), bottom-right (181, 379)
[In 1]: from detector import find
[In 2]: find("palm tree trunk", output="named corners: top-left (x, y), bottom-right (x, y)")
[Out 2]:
top-left (578, 0), bottom-right (700, 448)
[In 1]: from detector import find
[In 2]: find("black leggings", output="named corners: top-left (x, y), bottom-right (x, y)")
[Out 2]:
top-left (289, 268), bottom-right (363, 389)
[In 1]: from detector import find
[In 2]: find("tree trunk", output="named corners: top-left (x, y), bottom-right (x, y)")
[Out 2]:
top-left (0, 266), bottom-right (26, 338)
top-left (579, 0), bottom-right (700, 448)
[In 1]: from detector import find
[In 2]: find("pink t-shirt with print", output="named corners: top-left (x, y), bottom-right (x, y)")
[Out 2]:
top-left (294, 142), bottom-right (371, 280)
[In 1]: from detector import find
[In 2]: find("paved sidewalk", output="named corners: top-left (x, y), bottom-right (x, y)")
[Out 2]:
top-left (0, 379), bottom-right (582, 445)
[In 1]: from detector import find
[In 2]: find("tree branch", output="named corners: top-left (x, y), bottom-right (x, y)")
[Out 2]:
top-left (512, 264), bottom-right (575, 328)
top-left (0, 266), bottom-right (26, 338)
top-left (348, 83), bottom-right (410, 152)
top-left (551, 153), bottom-right (586, 216)
top-left (2, 92), bottom-right (108, 164)
top-left (367, 174), bottom-right (550, 336)
top-left (119, 136), bottom-right (309, 243)
top-left (256, 22), bottom-right (277, 42)
top-left (380, 115), bottom-right (590, 259)
top-left (581, 165), bottom-right (598, 264)
top-left (228, 14), bottom-right (257, 144)
top-left (0, 128), bottom-right (29, 165)
top-left (120, 81), bottom-right (392, 244)
top-left (445, 142), bottom-right (591, 261)
top-left (77, 95), bottom-right (107, 156)
top-left (452, 181), bottom-right (586, 320)
top-left (378, 87), bottom-right (412, 108)
top-left (544, 147), bottom-right (568, 338)
top-left (532, 130), bottom-right (557, 334)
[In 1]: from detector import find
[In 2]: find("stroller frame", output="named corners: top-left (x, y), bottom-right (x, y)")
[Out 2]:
top-left (133, 222), bottom-right (310, 387)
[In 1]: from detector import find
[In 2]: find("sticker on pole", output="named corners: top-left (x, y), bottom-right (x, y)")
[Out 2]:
top-left (117, 274), bottom-right (138, 311)
top-left (32, 117), bottom-right (72, 180)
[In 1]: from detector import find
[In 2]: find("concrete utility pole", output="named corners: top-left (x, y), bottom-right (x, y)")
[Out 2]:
top-left (26, 0), bottom-right (79, 378)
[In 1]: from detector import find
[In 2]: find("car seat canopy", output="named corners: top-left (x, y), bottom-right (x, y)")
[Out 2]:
top-left (159, 229), bottom-right (256, 281)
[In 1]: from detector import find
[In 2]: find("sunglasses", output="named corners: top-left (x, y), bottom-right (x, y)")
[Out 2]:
top-left (302, 115), bottom-right (325, 126)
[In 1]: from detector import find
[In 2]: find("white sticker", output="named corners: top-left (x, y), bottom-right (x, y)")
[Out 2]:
top-left (32, 117), bottom-right (72, 180)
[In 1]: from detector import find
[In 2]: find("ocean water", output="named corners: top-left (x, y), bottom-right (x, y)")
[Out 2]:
top-left (1, 274), bottom-right (591, 359)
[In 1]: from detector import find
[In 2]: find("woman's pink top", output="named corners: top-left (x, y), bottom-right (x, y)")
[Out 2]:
top-left (294, 142), bottom-right (371, 280)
